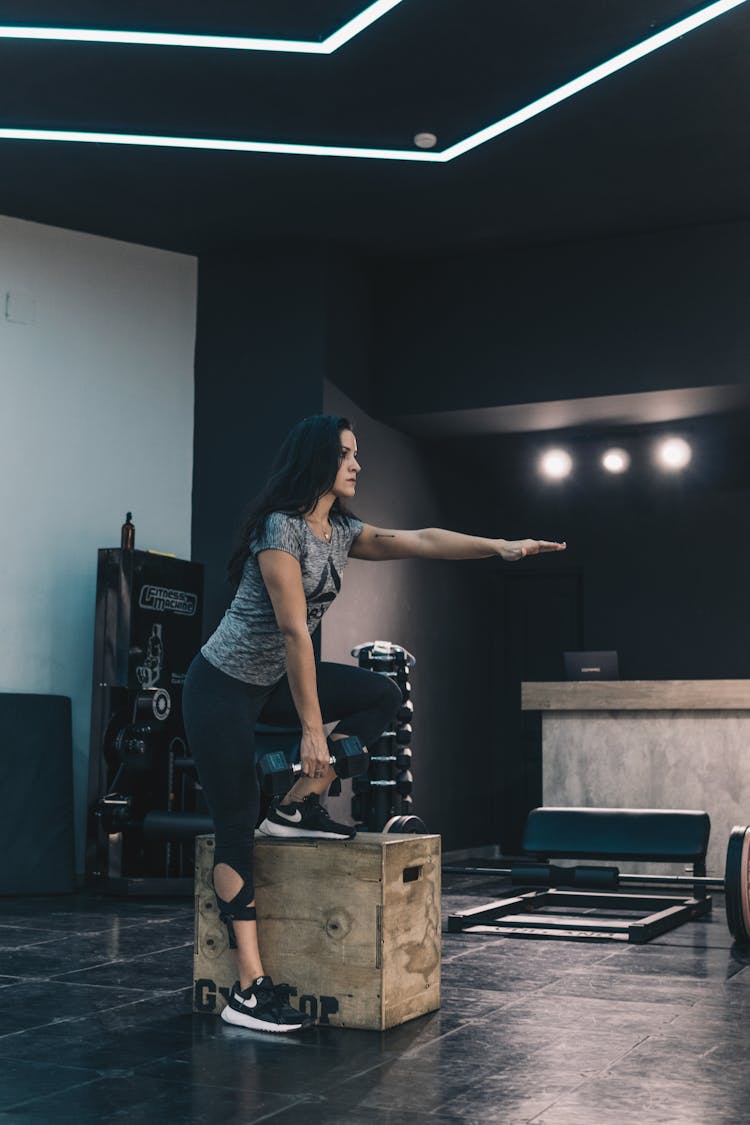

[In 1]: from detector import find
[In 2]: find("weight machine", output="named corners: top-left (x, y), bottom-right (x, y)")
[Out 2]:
top-left (86, 548), bottom-right (210, 894)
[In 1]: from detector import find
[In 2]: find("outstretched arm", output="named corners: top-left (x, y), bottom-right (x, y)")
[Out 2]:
top-left (349, 525), bottom-right (566, 562)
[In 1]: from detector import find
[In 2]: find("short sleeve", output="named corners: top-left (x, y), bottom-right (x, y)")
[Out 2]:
top-left (343, 515), bottom-right (364, 548)
top-left (250, 512), bottom-right (304, 562)
top-left (348, 517), bottom-right (364, 541)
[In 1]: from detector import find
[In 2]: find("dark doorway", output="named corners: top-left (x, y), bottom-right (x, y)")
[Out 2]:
top-left (490, 569), bottom-right (584, 852)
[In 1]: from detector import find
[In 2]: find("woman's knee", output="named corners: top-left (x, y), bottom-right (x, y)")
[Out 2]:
top-left (357, 669), bottom-right (402, 724)
top-left (380, 674), bottom-right (404, 719)
top-left (213, 860), bottom-right (255, 906)
top-left (213, 844), bottom-right (255, 902)
top-left (356, 675), bottom-right (402, 744)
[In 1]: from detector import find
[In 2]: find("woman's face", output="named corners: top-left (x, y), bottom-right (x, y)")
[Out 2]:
top-left (332, 429), bottom-right (361, 500)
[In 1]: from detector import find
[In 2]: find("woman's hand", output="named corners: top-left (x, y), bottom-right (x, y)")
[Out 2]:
top-left (299, 729), bottom-right (331, 779)
top-left (497, 539), bottom-right (567, 562)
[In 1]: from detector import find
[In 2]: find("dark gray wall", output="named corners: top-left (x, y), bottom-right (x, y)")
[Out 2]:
top-left (192, 250), bottom-right (381, 633)
top-left (417, 411), bottom-right (750, 848)
top-left (322, 381), bottom-right (495, 851)
top-left (372, 222), bottom-right (750, 416)
top-left (192, 247), bottom-right (501, 847)
top-left (192, 251), bottom-right (326, 634)
top-left (425, 410), bottom-right (750, 680)
top-left (492, 415), bottom-right (748, 679)
top-left (191, 224), bottom-right (750, 852)
top-left (324, 255), bottom-right (376, 418)
top-left (364, 215), bottom-right (750, 848)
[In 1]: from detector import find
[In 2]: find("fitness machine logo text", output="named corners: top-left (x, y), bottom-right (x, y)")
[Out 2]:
top-left (139, 585), bottom-right (197, 616)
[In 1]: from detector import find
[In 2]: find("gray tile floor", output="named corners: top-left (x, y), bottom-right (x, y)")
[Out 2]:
top-left (0, 875), bottom-right (749, 1124)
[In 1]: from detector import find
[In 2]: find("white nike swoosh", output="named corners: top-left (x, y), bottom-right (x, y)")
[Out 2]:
top-left (276, 808), bottom-right (303, 823)
top-left (236, 994), bottom-right (258, 1009)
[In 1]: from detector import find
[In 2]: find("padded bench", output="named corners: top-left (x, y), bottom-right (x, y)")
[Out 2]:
top-left (523, 806), bottom-right (711, 867)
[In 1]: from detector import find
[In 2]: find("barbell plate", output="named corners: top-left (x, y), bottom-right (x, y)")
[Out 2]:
top-left (725, 825), bottom-right (750, 943)
top-left (741, 828), bottom-right (750, 941)
top-left (383, 814), bottom-right (427, 834)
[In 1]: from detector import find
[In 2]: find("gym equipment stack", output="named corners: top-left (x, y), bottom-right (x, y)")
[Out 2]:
top-left (350, 641), bottom-right (425, 833)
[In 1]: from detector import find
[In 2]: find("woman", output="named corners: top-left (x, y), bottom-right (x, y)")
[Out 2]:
top-left (183, 414), bottom-right (565, 1033)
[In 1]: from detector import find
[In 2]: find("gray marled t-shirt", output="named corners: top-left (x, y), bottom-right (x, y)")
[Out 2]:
top-left (201, 511), bottom-right (363, 685)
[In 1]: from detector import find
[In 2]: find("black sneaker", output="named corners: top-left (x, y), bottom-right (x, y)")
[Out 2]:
top-left (221, 976), bottom-right (310, 1033)
top-left (259, 793), bottom-right (356, 840)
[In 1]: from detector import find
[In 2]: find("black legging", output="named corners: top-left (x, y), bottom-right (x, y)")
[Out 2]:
top-left (182, 652), bottom-right (402, 897)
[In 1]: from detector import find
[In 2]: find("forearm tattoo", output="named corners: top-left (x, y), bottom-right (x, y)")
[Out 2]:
top-left (374, 533), bottom-right (396, 538)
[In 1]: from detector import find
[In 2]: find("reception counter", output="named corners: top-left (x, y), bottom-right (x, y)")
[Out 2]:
top-left (521, 681), bottom-right (750, 875)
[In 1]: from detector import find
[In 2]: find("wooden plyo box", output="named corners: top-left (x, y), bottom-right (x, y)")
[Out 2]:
top-left (193, 832), bottom-right (441, 1030)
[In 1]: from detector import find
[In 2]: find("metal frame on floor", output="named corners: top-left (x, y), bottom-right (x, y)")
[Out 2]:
top-left (447, 886), bottom-right (713, 943)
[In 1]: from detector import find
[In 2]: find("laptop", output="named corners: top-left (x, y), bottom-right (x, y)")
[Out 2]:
top-left (563, 651), bottom-right (619, 680)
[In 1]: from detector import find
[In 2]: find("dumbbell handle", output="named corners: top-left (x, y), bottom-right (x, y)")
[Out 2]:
top-left (289, 756), bottom-right (336, 777)
top-left (357, 777), bottom-right (413, 792)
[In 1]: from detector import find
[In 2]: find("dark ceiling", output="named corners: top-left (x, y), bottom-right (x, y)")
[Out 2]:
top-left (0, 0), bottom-right (748, 257)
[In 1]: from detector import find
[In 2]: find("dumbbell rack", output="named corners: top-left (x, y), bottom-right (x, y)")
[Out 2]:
top-left (350, 641), bottom-right (418, 833)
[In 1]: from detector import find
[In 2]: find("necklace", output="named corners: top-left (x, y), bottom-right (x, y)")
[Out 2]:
top-left (305, 517), bottom-right (331, 542)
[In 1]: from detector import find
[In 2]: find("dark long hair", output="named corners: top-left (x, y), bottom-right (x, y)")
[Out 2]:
top-left (227, 414), bottom-right (357, 587)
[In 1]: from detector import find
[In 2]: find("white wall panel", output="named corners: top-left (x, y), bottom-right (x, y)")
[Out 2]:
top-left (0, 214), bottom-right (197, 871)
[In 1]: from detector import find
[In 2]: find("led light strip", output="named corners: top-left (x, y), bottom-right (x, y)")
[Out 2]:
top-left (442, 0), bottom-right (748, 160)
top-left (0, 0), bottom-right (745, 160)
top-left (0, 128), bottom-right (442, 161)
top-left (0, 1), bottom-right (404, 54)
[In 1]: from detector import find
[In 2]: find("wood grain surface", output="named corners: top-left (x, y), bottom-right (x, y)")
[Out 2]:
top-left (193, 832), bottom-right (441, 1030)
top-left (522, 681), bottom-right (750, 711)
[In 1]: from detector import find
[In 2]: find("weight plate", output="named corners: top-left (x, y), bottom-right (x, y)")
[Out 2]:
top-left (152, 688), bottom-right (171, 720)
top-left (725, 825), bottom-right (750, 943)
top-left (383, 814), bottom-right (427, 834)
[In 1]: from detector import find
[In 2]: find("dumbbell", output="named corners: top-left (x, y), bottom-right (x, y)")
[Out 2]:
top-left (396, 701), bottom-right (413, 723)
top-left (396, 769), bottom-right (413, 795)
top-left (353, 769), bottom-right (413, 796)
top-left (377, 726), bottom-right (411, 746)
top-left (396, 747), bottom-right (412, 771)
top-left (257, 734), bottom-right (367, 797)
top-left (369, 746), bottom-right (412, 770)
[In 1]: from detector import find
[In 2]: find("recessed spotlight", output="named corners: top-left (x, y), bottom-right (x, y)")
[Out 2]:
top-left (539, 448), bottom-right (573, 481)
top-left (413, 132), bottom-right (437, 149)
top-left (601, 448), bottom-right (630, 474)
top-left (656, 436), bottom-right (692, 471)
